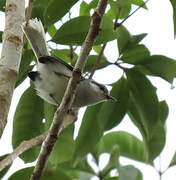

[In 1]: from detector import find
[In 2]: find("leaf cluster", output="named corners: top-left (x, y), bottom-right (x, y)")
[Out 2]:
top-left (0, 0), bottom-right (176, 179)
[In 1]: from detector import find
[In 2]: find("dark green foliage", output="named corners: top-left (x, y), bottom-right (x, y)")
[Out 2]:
top-left (1, 0), bottom-right (174, 179)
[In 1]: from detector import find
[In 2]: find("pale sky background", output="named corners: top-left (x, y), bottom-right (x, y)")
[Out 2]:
top-left (1, 0), bottom-right (176, 180)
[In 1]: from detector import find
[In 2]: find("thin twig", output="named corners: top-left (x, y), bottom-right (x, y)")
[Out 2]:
top-left (116, 0), bottom-right (150, 28)
top-left (30, 1), bottom-right (108, 180)
top-left (89, 43), bottom-right (107, 79)
top-left (22, 0), bottom-right (33, 53)
top-left (69, 45), bottom-right (74, 65)
top-left (26, 0), bottom-right (34, 24)
top-left (0, 132), bottom-right (48, 172)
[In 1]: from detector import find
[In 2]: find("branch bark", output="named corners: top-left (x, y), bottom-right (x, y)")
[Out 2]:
top-left (0, 108), bottom-right (78, 171)
top-left (0, 132), bottom-right (48, 171)
top-left (0, 0), bottom-right (25, 137)
top-left (30, 0), bottom-right (108, 179)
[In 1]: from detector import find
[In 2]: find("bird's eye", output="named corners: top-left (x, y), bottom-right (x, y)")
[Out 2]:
top-left (100, 86), bottom-right (108, 94)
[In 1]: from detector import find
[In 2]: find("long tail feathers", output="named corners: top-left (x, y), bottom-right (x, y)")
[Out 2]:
top-left (22, 18), bottom-right (50, 58)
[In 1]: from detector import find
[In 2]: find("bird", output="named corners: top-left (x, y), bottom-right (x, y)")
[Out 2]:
top-left (22, 18), bottom-right (116, 107)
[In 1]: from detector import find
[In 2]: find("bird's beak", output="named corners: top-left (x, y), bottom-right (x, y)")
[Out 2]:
top-left (106, 95), bottom-right (117, 101)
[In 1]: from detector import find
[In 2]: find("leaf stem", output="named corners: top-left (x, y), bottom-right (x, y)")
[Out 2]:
top-left (89, 43), bottom-right (107, 79)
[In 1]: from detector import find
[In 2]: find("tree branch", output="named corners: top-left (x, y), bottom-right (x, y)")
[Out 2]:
top-left (89, 43), bottom-right (107, 79)
top-left (26, 0), bottom-right (34, 24)
top-left (0, 0), bottom-right (25, 137)
top-left (0, 108), bottom-right (78, 171)
top-left (0, 132), bottom-right (48, 171)
top-left (30, 0), bottom-right (108, 179)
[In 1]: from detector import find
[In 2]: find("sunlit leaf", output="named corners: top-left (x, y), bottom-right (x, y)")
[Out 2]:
top-left (79, 1), bottom-right (90, 16)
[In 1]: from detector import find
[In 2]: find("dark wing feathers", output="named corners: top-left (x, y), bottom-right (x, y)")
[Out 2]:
top-left (38, 56), bottom-right (73, 71)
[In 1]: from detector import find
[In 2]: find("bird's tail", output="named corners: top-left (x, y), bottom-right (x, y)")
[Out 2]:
top-left (22, 18), bottom-right (50, 58)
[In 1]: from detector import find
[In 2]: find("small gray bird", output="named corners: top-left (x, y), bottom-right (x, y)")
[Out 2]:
top-left (22, 18), bottom-right (116, 107)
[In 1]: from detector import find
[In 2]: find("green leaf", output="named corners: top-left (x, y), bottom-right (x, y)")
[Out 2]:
top-left (119, 165), bottom-right (143, 180)
top-left (139, 55), bottom-right (176, 83)
top-left (128, 93), bottom-right (167, 161)
top-left (79, 1), bottom-right (90, 16)
top-left (43, 168), bottom-right (72, 180)
top-left (58, 157), bottom-right (95, 175)
top-left (79, 0), bottom-right (98, 16)
top-left (158, 101), bottom-right (169, 124)
top-left (8, 167), bottom-right (34, 180)
top-left (51, 49), bottom-right (78, 65)
top-left (0, 0), bottom-right (5, 11)
top-left (0, 154), bottom-right (12, 179)
top-left (116, 25), bottom-right (131, 54)
top-left (44, 0), bottom-right (79, 25)
top-left (49, 125), bottom-right (75, 164)
top-left (47, 24), bottom-right (57, 37)
top-left (101, 145), bottom-right (120, 176)
top-left (126, 69), bottom-right (159, 140)
top-left (84, 55), bottom-right (109, 73)
top-left (93, 45), bottom-right (102, 53)
top-left (95, 16), bottom-right (117, 44)
top-left (8, 166), bottom-right (72, 180)
top-left (52, 16), bottom-right (117, 46)
top-left (73, 103), bottom-right (104, 164)
top-left (12, 87), bottom-right (44, 162)
top-left (130, 0), bottom-right (147, 9)
top-left (122, 44), bottom-right (150, 64)
top-left (146, 101), bottom-right (167, 161)
top-left (147, 122), bottom-right (166, 161)
top-left (103, 177), bottom-right (119, 180)
top-left (116, 26), bottom-right (148, 56)
top-left (52, 16), bottom-right (90, 45)
top-left (78, 172), bottom-right (94, 180)
top-left (169, 0), bottom-right (176, 38)
top-left (98, 77), bottom-right (129, 131)
top-left (130, 33), bottom-right (147, 45)
top-left (31, 5), bottom-right (46, 24)
top-left (15, 50), bottom-right (35, 88)
top-left (169, 151), bottom-right (176, 168)
top-left (33, 0), bottom-right (49, 6)
top-left (95, 131), bottom-right (146, 163)
top-left (43, 102), bottom-right (56, 129)
top-left (119, 3), bottom-right (131, 19)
